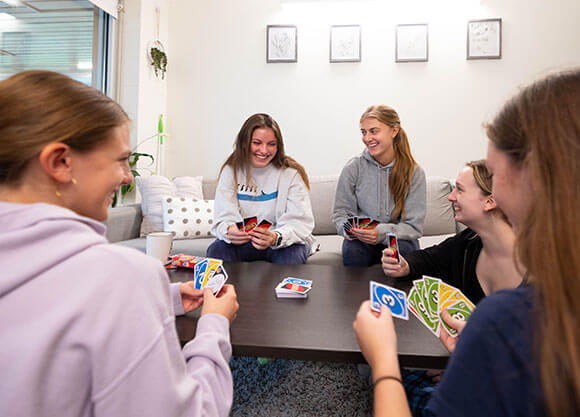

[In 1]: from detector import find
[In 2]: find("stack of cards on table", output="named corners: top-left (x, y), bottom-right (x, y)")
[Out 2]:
top-left (236, 216), bottom-right (272, 232)
top-left (407, 276), bottom-right (475, 338)
top-left (343, 216), bottom-right (379, 238)
top-left (275, 277), bottom-right (312, 298)
top-left (370, 281), bottom-right (409, 319)
top-left (168, 254), bottom-right (228, 296)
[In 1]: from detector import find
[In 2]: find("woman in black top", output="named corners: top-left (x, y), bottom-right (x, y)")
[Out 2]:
top-left (382, 160), bottom-right (522, 305)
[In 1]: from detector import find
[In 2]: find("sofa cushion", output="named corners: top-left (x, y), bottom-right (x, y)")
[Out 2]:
top-left (161, 196), bottom-right (215, 239)
top-left (309, 175), bottom-right (338, 235)
top-left (424, 176), bottom-right (456, 236)
top-left (136, 175), bottom-right (204, 236)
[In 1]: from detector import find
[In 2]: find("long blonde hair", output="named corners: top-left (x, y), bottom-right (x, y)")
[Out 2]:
top-left (219, 113), bottom-right (310, 189)
top-left (486, 69), bottom-right (580, 417)
top-left (0, 71), bottom-right (128, 185)
top-left (360, 105), bottom-right (417, 221)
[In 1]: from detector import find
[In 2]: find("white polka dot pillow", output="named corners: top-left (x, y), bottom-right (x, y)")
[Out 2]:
top-left (161, 196), bottom-right (214, 239)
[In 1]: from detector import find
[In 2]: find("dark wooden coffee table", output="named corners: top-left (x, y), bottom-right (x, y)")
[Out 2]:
top-left (170, 261), bottom-right (449, 369)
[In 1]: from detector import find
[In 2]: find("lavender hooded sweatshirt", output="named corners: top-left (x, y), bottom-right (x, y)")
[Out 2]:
top-left (0, 202), bottom-right (233, 417)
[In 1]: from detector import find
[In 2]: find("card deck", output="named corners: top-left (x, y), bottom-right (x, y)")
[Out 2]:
top-left (369, 281), bottom-right (408, 319)
top-left (275, 276), bottom-right (312, 298)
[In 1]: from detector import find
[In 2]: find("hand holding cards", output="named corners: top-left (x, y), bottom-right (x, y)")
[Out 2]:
top-left (407, 276), bottom-right (475, 338)
top-left (237, 216), bottom-right (272, 232)
top-left (275, 277), bottom-right (312, 298)
top-left (370, 281), bottom-right (408, 319)
top-left (168, 254), bottom-right (229, 296)
top-left (343, 216), bottom-right (379, 239)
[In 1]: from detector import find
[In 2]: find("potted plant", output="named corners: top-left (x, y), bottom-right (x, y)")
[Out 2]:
top-left (112, 152), bottom-right (154, 207)
top-left (149, 40), bottom-right (167, 79)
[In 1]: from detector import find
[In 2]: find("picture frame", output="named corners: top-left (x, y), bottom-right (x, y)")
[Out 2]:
top-left (467, 18), bottom-right (502, 60)
top-left (266, 25), bottom-right (297, 63)
top-left (395, 23), bottom-right (428, 62)
top-left (329, 25), bottom-right (361, 63)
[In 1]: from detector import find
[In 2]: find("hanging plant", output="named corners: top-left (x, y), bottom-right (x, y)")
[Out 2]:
top-left (149, 41), bottom-right (167, 79)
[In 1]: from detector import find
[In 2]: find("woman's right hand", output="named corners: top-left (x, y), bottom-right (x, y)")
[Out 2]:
top-left (201, 284), bottom-right (239, 323)
top-left (353, 301), bottom-right (400, 376)
top-left (227, 224), bottom-right (252, 245)
top-left (382, 250), bottom-right (410, 277)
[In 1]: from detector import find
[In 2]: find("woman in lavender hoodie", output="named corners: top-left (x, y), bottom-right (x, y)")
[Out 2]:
top-left (0, 71), bottom-right (239, 417)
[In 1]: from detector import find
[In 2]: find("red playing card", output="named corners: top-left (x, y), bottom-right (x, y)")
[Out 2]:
top-left (257, 219), bottom-right (273, 230)
top-left (243, 216), bottom-right (258, 232)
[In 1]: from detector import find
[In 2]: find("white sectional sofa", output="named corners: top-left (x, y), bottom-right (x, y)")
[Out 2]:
top-left (105, 175), bottom-right (461, 266)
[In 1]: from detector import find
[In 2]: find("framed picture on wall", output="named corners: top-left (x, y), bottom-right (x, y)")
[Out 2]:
top-left (266, 25), bottom-right (297, 63)
top-left (467, 18), bottom-right (502, 60)
top-left (330, 25), bottom-right (361, 62)
top-left (395, 23), bottom-right (428, 62)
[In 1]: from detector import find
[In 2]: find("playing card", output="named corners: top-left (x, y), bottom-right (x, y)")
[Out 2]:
top-left (275, 282), bottom-right (308, 298)
top-left (358, 217), bottom-right (371, 228)
top-left (408, 284), bottom-right (440, 336)
top-left (236, 221), bottom-right (244, 231)
top-left (243, 216), bottom-right (258, 232)
top-left (387, 233), bottom-right (400, 262)
top-left (440, 299), bottom-right (474, 337)
top-left (422, 277), bottom-right (441, 321)
top-left (282, 277), bottom-right (312, 287)
top-left (369, 281), bottom-right (408, 320)
top-left (193, 259), bottom-right (209, 289)
top-left (257, 219), bottom-right (273, 230)
top-left (438, 282), bottom-right (460, 310)
top-left (365, 220), bottom-right (379, 229)
top-left (204, 264), bottom-right (228, 295)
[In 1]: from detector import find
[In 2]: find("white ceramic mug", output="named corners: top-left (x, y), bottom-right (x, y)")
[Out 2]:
top-left (146, 232), bottom-right (173, 263)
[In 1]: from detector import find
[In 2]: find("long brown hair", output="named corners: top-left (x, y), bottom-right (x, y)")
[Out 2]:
top-left (0, 70), bottom-right (128, 185)
top-left (360, 105), bottom-right (417, 220)
top-left (486, 69), bottom-right (580, 417)
top-left (219, 113), bottom-right (310, 189)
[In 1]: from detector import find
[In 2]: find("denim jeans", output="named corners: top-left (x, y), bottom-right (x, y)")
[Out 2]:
top-left (206, 240), bottom-right (309, 265)
top-left (341, 238), bottom-right (419, 267)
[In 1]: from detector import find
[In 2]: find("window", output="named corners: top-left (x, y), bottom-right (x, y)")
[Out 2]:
top-left (0, 0), bottom-right (112, 93)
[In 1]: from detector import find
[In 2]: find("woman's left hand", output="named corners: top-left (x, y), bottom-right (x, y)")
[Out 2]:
top-left (179, 281), bottom-right (204, 313)
top-left (439, 308), bottom-right (467, 353)
top-left (249, 227), bottom-right (277, 250)
top-left (352, 227), bottom-right (379, 245)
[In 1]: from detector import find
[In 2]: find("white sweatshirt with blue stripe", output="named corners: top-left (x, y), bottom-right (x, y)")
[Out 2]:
top-left (212, 164), bottom-right (318, 255)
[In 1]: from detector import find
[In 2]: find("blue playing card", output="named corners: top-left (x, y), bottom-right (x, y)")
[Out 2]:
top-left (369, 281), bottom-right (409, 320)
top-left (194, 259), bottom-right (209, 289)
top-left (282, 277), bottom-right (312, 287)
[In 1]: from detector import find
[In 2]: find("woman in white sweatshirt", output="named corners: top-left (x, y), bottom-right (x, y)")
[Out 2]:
top-left (207, 113), bottom-right (317, 264)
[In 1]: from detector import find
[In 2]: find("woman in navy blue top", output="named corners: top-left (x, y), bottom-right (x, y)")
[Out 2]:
top-left (354, 69), bottom-right (580, 417)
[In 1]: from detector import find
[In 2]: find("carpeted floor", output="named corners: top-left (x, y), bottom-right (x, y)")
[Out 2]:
top-left (230, 357), bottom-right (373, 416)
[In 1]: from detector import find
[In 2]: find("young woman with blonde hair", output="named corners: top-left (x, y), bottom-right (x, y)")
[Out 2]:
top-left (333, 105), bottom-right (426, 267)
top-left (0, 71), bottom-right (239, 417)
top-left (354, 69), bottom-right (580, 417)
top-left (207, 113), bottom-right (317, 264)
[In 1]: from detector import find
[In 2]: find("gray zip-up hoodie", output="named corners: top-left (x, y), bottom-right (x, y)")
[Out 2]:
top-left (332, 149), bottom-right (426, 244)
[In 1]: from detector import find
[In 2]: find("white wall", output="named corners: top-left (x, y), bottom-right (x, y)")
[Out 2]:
top-left (165, 0), bottom-right (580, 181)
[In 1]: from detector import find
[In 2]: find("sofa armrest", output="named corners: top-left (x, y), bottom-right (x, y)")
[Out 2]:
top-left (105, 203), bottom-right (143, 243)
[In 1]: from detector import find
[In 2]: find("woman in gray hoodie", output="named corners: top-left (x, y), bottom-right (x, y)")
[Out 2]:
top-left (332, 105), bottom-right (426, 267)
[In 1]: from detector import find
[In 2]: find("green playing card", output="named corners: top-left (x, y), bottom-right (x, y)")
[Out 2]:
top-left (408, 282), bottom-right (440, 337)
top-left (440, 299), bottom-right (474, 337)
top-left (422, 277), bottom-right (441, 321)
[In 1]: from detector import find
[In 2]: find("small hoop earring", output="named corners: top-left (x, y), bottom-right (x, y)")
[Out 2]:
top-left (71, 178), bottom-right (78, 185)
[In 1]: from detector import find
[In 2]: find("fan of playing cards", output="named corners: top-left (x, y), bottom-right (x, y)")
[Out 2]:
top-left (236, 216), bottom-right (272, 232)
top-left (168, 254), bottom-right (228, 296)
top-left (275, 277), bottom-right (312, 299)
top-left (343, 216), bottom-right (379, 238)
top-left (370, 277), bottom-right (475, 338)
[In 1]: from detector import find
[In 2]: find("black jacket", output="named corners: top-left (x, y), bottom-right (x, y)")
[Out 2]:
top-left (405, 228), bottom-right (486, 304)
